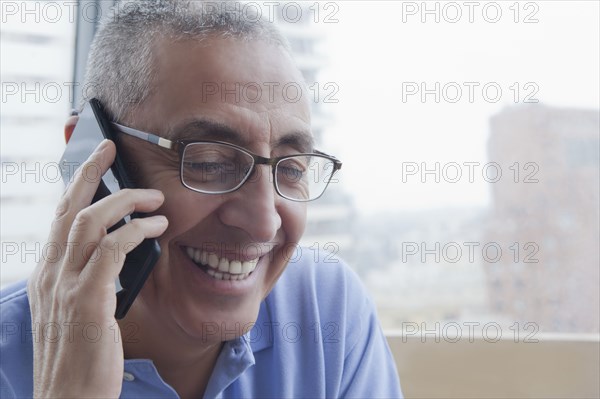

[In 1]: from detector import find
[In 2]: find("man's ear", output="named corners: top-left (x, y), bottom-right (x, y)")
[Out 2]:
top-left (64, 115), bottom-right (79, 143)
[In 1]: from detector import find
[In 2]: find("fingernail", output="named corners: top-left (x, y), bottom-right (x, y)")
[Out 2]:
top-left (154, 215), bottom-right (168, 226)
top-left (148, 189), bottom-right (164, 199)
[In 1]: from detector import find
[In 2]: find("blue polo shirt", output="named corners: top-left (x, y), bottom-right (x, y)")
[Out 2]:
top-left (1, 255), bottom-right (402, 398)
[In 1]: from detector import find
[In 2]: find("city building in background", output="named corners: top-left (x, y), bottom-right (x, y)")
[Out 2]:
top-left (485, 104), bottom-right (600, 333)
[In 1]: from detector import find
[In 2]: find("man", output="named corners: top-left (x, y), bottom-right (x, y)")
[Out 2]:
top-left (0, 1), bottom-right (402, 397)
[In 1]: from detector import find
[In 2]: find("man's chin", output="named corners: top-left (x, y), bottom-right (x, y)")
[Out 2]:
top-left (176, 308), bottom-right (260, 344)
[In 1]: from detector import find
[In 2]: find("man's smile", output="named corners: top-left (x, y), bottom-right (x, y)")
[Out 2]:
top-left (184, 246), bottom-right (259, 281)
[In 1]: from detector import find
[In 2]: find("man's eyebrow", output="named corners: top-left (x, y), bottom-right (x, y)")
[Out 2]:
top-left (169, 119), bottom-right (243, 143)
top-left (170, 118), bottom-right (315, 153)
top-left (274, 132), bottom-right (315, 154)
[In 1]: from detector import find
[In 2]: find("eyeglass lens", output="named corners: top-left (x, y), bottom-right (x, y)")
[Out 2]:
top-left (180, 143), bottom-right (335, 201)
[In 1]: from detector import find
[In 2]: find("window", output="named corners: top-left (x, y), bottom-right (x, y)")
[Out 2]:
top-left (2, 0), bottom-right (598, 337)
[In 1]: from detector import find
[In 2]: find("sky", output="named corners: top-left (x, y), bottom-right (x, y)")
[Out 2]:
top-left (315, 1), bottom-right (600, 213)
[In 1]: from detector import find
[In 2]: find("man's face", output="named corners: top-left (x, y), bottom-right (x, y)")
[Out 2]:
top-left (120, 37), bottom-right (311, 341)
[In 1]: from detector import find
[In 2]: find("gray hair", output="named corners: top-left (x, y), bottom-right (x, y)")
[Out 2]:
top-left (82, 0), bottom-right (291, 122)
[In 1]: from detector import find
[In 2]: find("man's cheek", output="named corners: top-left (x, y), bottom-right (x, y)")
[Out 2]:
top-left (285, 205), bottom-right (308, 239)
top-left (162, 218), bottom-right (192, 240)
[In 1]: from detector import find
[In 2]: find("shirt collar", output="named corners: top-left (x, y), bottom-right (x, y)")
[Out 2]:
top-left (121, 299), bottom-right (273, 397)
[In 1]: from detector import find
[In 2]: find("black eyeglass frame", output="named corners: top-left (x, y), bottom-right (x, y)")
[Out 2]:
top-left (111, 122), bottom-right (343, 202)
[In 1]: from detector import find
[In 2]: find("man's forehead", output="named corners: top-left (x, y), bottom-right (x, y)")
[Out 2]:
top-left (138, 36), bottom-right (312, 150)
top-left (152, 43), bottom-right (305, 119)
top-left (152, 36), bottom-right (303, 89)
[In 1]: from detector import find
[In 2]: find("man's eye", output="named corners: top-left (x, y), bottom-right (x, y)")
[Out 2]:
top-left (277, 160), bottom-right (306, 183)
top-left (193, 162), bottom-right (215, 171)
top-left (184, 161), bottom-right (230, 173)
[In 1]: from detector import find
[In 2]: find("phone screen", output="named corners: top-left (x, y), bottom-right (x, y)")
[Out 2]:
top-left (59, 99), bottom-right (161, 319)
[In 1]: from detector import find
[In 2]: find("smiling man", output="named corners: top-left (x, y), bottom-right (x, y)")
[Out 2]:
top-left (0, 1), bottom-right (402, 398)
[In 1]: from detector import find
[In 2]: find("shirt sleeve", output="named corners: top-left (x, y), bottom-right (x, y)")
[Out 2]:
top-left (339, 293), bottom-right (404, 399)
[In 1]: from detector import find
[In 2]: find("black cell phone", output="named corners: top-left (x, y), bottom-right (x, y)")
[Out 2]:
top-left (59, 98), bottom-right (161, 319)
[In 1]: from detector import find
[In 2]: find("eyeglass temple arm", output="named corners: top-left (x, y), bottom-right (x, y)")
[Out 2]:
top-left (111, 122), bottom-right (175, 150)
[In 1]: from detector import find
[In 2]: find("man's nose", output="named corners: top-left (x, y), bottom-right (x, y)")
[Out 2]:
top-left (217, 165), bottom-right (282, 243)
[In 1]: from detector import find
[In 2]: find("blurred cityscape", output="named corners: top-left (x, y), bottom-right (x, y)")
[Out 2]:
top-left (324, 104), bottom-right (599, 334)
top-left (485, 105), bottom-right (599, 333)
top-left (1, 2), bottom-right (599, 335)
top-left (278, 3), bottom-right (600, 333)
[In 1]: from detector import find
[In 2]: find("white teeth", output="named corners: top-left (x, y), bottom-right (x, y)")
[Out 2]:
top-left (208, 253), bottom-right (219, 268)
top-left (230, 260), bottom-right (242, 274)
top-left (242, 260), bottom-right (256, 274)
top-left (218, 257), bottom-right (229, 272)
top-left (206, 270), bottom-right (248, 281)
top-left (184, 246), bottom-right (259, 280)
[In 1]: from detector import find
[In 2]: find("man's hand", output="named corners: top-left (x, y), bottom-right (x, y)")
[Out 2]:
top-left (27, 140), bottom-right (168, 398)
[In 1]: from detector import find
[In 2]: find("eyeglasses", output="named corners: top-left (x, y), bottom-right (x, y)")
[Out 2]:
top-left (111, 122), bottom-right (342, 202)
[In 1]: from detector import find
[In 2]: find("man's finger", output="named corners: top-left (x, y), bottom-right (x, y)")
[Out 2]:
top-left (63, 189), bottom-right (165, 273)
top-left (79, 215), bottom-right (168, 284)
top-left (48, 140), bottom-right (115, 245)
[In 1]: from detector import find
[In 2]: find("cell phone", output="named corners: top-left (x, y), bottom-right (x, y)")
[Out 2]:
top-left (59, 98), bottom-right (161, 319)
